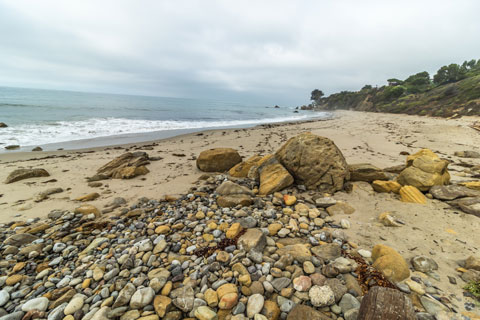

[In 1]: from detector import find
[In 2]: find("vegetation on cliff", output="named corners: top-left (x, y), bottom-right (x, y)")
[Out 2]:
top-left (311, 59), bottom-right (480, 117)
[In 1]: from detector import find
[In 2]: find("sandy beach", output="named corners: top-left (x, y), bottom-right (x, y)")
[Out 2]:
top-left (1, 110), bottom-right (480, 317)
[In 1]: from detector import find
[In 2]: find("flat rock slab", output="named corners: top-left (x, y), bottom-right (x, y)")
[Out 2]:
top-left (430, 185), bottom-right (480, 200)
top-left (448, 197), bottom-right (480, 217)
top-left (5, 168), bottom-right (50, 184)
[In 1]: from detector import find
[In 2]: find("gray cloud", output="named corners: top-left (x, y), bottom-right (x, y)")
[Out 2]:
top-left (0, 0), bottom-right (479, 104)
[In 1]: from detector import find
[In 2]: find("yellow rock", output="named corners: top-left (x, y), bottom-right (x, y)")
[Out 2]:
top-left (226, 223), bottom-right (243, 239)
top-left (378, 212), bottom-right (401, 227)
top-left (195, 211), bottom-right (206, 219)
top-left (399, 185), bottom-right (427, 204)
top-left (155, 225), bottom-right (171, 234)
top-left (6, 274), bottom-right (24, 286)
top-left (229, 155), bottom-right (263, 178)
top-left (12, 262), bottom-right (26, 273)
top-left (216, 283), bottom-right (237, 299)
top-left (459, 181), bottom-right (480, 190)
top-left (75, 192), bottom-right (100, 202)
top-left (74, 204), bottom-right (100, 216)
top-left (153, 295), bottom-right (172, 318)
top-left (268, 223), bottom-right (282, 236)
top-left (82, 278), bottom-right (91, 289)
top-left (161, 281), bottom-right (172, 296)
top-left (372, 180), bottom-right (402, 193)
top-left (204, 288), bottom-right (218, 307)
top-left (203, 234), bottom-right (214, 242)
top-left (372, 244), bottom-right (410, 282)
top-left (218, 292), bottom-right (238, 310)
top-left (207, 222), bottom-right (217, 229)
top-left (283, 195), bottom-right (297, 206)
top-left (258, 156), bottom-right (294, 195)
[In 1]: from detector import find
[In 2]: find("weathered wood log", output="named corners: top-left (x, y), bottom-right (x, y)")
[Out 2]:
top-left (357, 286), bottom-right (416, 320)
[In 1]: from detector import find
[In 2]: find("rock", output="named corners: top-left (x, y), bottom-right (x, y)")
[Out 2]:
top-left (172, 286), bottom-right (195, 312)
top-left (448, 197), bottom-right (480, 217)
top-left (286, 304), bottom-right (331, 320)
top-left (229, 155), bottom-right (263, 178)
top-left (372, 180), bottom-right (402, 193)
top-left (238, 229), bottom-right (266, 252)
top-left (75, 192), bottom-right (100, 201)
top-left (454, 150), bottom-right (480, 158)
top-left (0, 122), bottom-right (7, 128)
top-left (96, 152), bottom-right (150, 179)
top-left (64, 296), bottom-right (84, 315)
top-left (194, 306), bottom-right (218, 320)
top-left (293, 276), bottom-right (312, 292)
top-left (0, 312), bottom-right (24, 320)
top-left (153, 295), bottom-right (172, 318)
top-left (311, 243), bottom-right (341, 261)
top-left (399, 185), bottom-right (427, 204)
top-left (197, 148), bottom-right (242, 172)
top-left (371, 244), bottom-right (410, 282)
top-left (5, 168), bottom-right (50, 183)
top-left (315, 197), bottom-right (337, 208)
top-left (5, 145), bottom-right (19, 150)
top-left (0, 290), bottom-right (9, 307)
top-left (218, 292), bottom-right (238, 309)
top-left (74, 204), bottom-right (100, 216)
top-left (325, 278), bottom-right (348, 303)
top-left (459, 181), bottom-right (480, 191)
top-left (130, 287), bottom-right (155, 309)
top-left (21, 297), bottom-right (49, 312)
top-left (276, 244), bottom-right (312, 263)
top-left (4, 233), bottom-right (38, 246)
top-left (339, 293), bottom-right (361, 313)
top-left (80, 237), bottom-right (108, 255)
top-left (32, 146), bottom-right (42, 151)
top-left (226, 223), bottom-right (243, 239)
top-left (204, 289), bottom-right (218, 308)
top-left (430, 185), bottom-right (480, 200)
top-left (246, 294), bottom-right (264, 318)
top-left (326, 202), bottom-right (355, 215)
top-left (217, 195), bottom-right (253, 208)
top-left (397, 149), bottom-right (450, 191)
top-left (258, 155), bottom-right (294, 195)
top-left (465, 256), bottom-right (480, 271)
top-left (283, 195), bottom-right (296, 206)
top-left (35, 187), bottom-right (63, 202)
top-left (349, 163), bottom-right (388, 182)
top-left (378, 212), bottom-right (402, 227)
top-left (271, 278), bottom-right (291, 292)
top-left (411, 256), bottom-right (438, 273)
top-left (309, 285), bottom-right (335, 307)
top-left (216, 181), bottom-right (254, 196)
top-left (275, 132), bottom-right (349, 193)
top-left (420, 296), bottom-right (449, 316)
top-left (357, 286), bottom-right (416, 320)
top-left (262, 300), bottom-right (280, 320)
top-left (405, 279), bottom-right (425, 295)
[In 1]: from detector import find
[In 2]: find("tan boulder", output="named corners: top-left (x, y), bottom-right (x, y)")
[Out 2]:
top-left (196, 148), bottom-right (241, 172)
top-left (258, 155), bottom-right (294, 195)
top-left (96, 152), bottom-right (150, 180)
top-left (216, 195), bottom-right (253, 208)
top-left (326, 202), bottom-right (355, 215)
top-left (75, 193), bottom-right (100, 202)
top-left (372, 180), bottom-right (402, 193)
top-left (229, 155), bottom-right (263, 177)
top-left (372, 244), bottom-right (410, 282)
top-left (349, 163), bottom-right (388, 182)
top-left (216, 181), bottom-right (253, 196)
top-left (238, 228), bottom-right (266, 252)
top-left (5, 168), bottom-right (50, 184)
top-left (465, 256), bottom-right (480, 271)
top-left (275, 132), bottom-right (349, 193)
top-left (276, 243), bottom-right (312, 263)
top-left (399, 186), bottom-right (427, 204)
top-left (74, 204), bottom-right (100, 217)
top-left (397, 149), bottom-right (450, 191)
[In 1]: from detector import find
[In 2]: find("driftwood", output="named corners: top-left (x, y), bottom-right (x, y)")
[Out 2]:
top-left (357, 286), bottom-right (416, 320)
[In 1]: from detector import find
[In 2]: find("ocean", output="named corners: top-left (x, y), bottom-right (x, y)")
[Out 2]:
top-left (0, 86), bottom-right (329, 152)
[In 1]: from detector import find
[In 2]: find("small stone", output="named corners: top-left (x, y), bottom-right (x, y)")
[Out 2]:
top-left (246, 294), bottom-right (264, 318)
top-left (226, 223), bottom-right (243, 239)
top-left (338, 293), bottom-right (360, 313)
top-left (411, 256), bottom-right (439, 273)
top-left (293, 276), bottom-right (312, 292)
top-left (303, 261), bottom-right (315, 274)
top-left (405, 279), bottom-right (425, 295)
top-left (194, 306), bottom-right (218, 320)
top-left (283, 195), bottom-right (297, 206)
top-left (309, 285), bottom-right (335, 307)
top-left (21, 297), bottom-right (49, 312)
top-left (130, 287), bottom-right (155, 309)
top-left (64, 296), bottom-right (84, 315)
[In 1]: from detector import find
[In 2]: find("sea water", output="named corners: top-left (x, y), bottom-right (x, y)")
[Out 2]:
top-left (0, 86), bottom-right (329, 152)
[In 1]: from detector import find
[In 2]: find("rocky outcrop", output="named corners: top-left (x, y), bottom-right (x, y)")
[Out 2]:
top-left (0, 122), bottom-right (7, 128)
top-left (5, 168), bottom-right (50, 184)
top-left (348, 163), bottom-right (388, 182)
top-left (275, 132), bottom-right (349, 193)
top-left (197, 148), bottom-right (242, 172)
top-left (258, 155), bottom-right (294, 195)
top-left (371, 244), bottom-right (410, 282)
top-left (396, 149), bottom-right (450, 191)
top-left (95, 152), bottom-right (150, 179)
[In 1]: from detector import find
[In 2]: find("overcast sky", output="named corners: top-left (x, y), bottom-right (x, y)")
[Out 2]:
top-left (0, 1), bottom-right (479, 105)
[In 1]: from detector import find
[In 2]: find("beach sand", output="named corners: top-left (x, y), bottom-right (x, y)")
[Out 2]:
top-left (1, 110), bottom-right (480, 315)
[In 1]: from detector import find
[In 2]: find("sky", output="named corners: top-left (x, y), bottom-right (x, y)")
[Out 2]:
top-left (0, 0), bottom-right (479, 105)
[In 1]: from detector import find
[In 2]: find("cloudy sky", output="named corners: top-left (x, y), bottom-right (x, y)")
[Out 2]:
top-left (1, 0), bottom-right (479, 104)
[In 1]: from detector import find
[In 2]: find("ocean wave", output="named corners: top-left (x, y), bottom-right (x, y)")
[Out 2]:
top-left (0, 113), bottom-right (328, 147)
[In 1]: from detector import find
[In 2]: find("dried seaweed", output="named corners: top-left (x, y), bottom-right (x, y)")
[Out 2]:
top-left (194, 228), bottom-right (247, 257)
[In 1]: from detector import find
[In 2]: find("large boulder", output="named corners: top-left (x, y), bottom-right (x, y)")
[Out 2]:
top-left (0, 122), bottom-right (7, 128)
top-left (348, 163), bottom-right (388, 182)
top-left (396, 149), bottom-right (450, 191)
top-left (258, 155), bottom-right (294, 195)
top-left (229, 155), bottom-right (263, 178)
top-left (197, 148), bottom-right (242, 172)
top-left (5, 168), bottom-right (50, 184)
top-left (275, 133), bottom-right (349, 193)
top-left (96, 152), bottom-right (149, 179)
top-left (371, 244), bottom-right (410, 283)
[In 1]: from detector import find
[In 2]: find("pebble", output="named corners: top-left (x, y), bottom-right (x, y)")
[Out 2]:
top-left (21, 297), bottom-right (49, 312)
top-left (246, 294), bottom-right (264, 318)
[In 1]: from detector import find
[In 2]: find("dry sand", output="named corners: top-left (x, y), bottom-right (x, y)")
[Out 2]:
top-left (1, 110), bottom-right (480, 314)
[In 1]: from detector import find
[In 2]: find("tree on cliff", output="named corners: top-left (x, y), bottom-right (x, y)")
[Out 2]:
top-left (310, 89), bottom-right (324, 104)
top-left (433, 64), bottom-right (467, 85)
